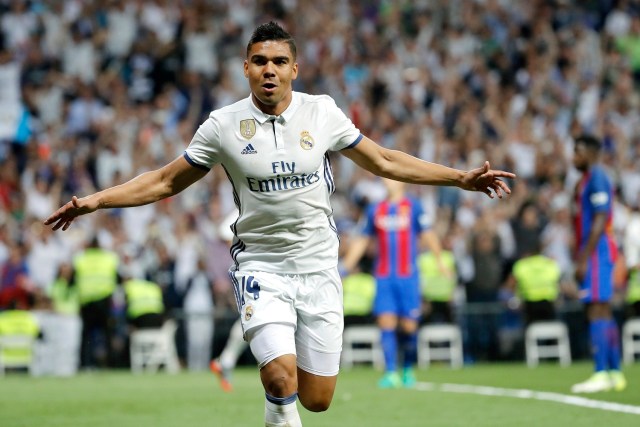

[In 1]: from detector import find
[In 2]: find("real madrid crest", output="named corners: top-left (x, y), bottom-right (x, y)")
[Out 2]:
top-left (244, 304), bottom-right (254, 321)
top-left (299, 130), bottom-right (314, 150)
top-left (240, 119), bottom-right (256, 140)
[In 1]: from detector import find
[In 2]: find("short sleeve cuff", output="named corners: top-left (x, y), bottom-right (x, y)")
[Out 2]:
top-left (343, 134), bottom-right (363, 150)
top-left (183, 152), bottom-right (211, 171)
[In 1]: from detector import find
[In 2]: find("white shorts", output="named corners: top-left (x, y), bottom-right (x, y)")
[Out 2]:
top-left (229, 267), bottom-right (344, 376)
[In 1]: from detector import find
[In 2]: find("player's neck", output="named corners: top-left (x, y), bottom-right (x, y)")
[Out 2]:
top-left (387, 192), bottom-right (404, 203)
top-left (252, 93), bottom-right (293, 116)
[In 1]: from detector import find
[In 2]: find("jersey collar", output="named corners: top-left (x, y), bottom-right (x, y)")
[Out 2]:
top-left (248, 91), bottom-right (301, 125)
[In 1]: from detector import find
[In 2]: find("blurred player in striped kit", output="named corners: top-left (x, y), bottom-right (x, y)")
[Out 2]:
top-left (342, 179), bottom-right (449, 388)
top-left (570, 135), bottom-right (627, 393)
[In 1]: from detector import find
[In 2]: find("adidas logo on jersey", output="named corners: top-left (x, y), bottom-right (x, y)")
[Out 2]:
top-left (241, 144), bottom-right (257, 155)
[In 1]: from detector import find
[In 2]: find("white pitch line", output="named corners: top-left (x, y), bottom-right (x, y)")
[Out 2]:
top-left (415, 382), bottom-right (640, 416)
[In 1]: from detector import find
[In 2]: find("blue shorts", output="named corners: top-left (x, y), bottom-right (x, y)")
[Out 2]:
top-left (579, 255), bottom-right (614, 303)
top-left (373, 276), bottom-right (421, 320)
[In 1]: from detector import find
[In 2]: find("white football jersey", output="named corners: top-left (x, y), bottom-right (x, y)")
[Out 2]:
top-left (184, 92), bottom-right (362, 274)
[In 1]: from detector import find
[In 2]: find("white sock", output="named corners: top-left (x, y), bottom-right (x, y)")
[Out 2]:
top-left (264, 393), bottom-right (302, 427)
top-left (220, 320), bottom-right (247, 370)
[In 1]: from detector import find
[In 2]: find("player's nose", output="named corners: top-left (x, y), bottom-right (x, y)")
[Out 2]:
top-left (263, 61), bottom-right (276, 76)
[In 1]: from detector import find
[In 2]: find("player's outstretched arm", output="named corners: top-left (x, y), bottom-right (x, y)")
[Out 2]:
top-left (44, 156), bottom-right (208, 231)
top-left (341, 136), bottom-right (515, 198)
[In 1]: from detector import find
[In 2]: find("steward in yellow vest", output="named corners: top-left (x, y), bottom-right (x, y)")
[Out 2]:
top-left (0, 309), bottom-right (40, 368)
top-left (72, 238), bottom-right (120, 369)
top-left (627, 269), bottom-right (640, 318)
top-left (73, 247), bottom-right (119, 306)
top-left (418, 250), bottom-right (456, 323)
top-left (342, 272), bottom-right (375, 326)
top-left (508, 252), bottom-right (561, 325)
top-left (49, 263), bottom-right (79, 316)
top-left (123, 279), bottom-right (165, 329)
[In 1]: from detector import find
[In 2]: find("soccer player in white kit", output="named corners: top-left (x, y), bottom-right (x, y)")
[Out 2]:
top-left (45, 22), bottom-right (515, 427)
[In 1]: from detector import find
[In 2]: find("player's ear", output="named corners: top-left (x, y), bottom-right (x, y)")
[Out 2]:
top-left (291, 62), bottom-right (299, 80)
top-left (244, 59), bottom-right (249, 78)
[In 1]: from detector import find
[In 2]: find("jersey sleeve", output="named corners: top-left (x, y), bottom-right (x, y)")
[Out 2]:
top-left (414, 199), bottom-right (431, 233)
top-left (588, 168), bottom-right (612, 214)
top-left (359, 204), bottom-right (376, 237)
top-left (323, 96), bottom-right (363, 151)
top-left (183, 115), bottom-right (222, 170)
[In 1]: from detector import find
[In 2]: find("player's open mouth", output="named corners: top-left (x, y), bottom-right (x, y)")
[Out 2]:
top-left (262, 83), bottom-right (277, 92)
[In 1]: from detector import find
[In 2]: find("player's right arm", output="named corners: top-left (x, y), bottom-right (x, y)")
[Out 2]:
top-left (44, 156), bottom-right (208, 231)
top-left (341, 235), bottom-right (371, 274)
top-left (341, 136), bottom-right (515, 198)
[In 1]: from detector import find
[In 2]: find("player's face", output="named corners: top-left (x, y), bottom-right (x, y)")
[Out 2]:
top-left (245, 40), bottom-right (298, 115)
top-left (573, 143), bottom-right (589, 172)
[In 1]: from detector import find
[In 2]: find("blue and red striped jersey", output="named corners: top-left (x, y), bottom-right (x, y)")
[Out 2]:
top-left (574, 165), bottom-right (617, 262)
top-left (362, 196), bottom-right (429, 279)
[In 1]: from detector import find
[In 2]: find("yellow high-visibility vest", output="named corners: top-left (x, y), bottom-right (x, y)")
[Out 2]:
top-left (49, 278), bottom-right (79, 315)
top-left (124, 279), bottom-right (164, 319)
top-left (627, 270), bottom-right (640, 303)
top-left (419, 251), bottom-right (457, 302)
top-left (512, 255), bottom-right (560, 302)
top-left (342, 273), bottom-right (375, 317)
top-left (0, 310), bottom-right (39, 365)
top-left (73, 248), bottom-right (118, 305)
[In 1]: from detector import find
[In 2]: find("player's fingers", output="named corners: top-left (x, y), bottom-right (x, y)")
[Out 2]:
top-left (492, 170), bottom-right (516, 179)
top-left (50, 218), bottom-right (64, 231)
top-left (469, 161), bottom-right (490, 179)
top-left (491, 182), bottom-right (503, 198)
top-left (62, 218), bottom-right (74, 231)
top-left (495, 179), bottom-right (511, 194)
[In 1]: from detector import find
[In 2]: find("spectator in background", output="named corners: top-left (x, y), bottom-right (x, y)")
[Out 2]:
top-left (624, 201), bottom-right (640, 318)
top-left (465, 215), bottom-right (504, 362)
top-left (46, 262), bottom-right (81, 377)
top-left (0, 242), bottom-right (34, 310)
top-left (511, 201), bottom-right (546, 261)
top-left (183, 257), bottom-right (214, 372)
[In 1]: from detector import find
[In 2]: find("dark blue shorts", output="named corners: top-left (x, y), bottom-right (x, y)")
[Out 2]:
top-left (580, 255), bottom-right (614, 303)
top-left (373, 276), bottom-right (421, 320)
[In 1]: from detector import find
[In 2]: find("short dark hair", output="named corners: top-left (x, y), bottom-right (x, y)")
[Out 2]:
top-left (247, 21), bottom-right (296, 59)
top-left (575, 134), bottom-right (602, 152)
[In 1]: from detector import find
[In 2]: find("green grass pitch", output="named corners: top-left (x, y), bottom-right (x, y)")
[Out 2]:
top-left (1, 362), bottom-right (639, 426)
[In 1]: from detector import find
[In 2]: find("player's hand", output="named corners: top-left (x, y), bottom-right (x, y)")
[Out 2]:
top-left (44, 196), bottom-right (98, 231)
top-left (574, 254), bottom-right (588, 283)
top-left (461, 161), bottom-right (516, 199)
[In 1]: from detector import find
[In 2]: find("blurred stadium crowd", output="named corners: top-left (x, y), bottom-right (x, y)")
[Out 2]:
top-left (1, 0), bottom-right (640, 371)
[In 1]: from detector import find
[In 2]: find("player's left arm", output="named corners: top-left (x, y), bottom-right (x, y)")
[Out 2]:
top-left (575, 211), bottom-right (607, 281)
top-left (419, 230), bottom-right (449, 276)
top-left (341, 136), bottom-right (515, 198)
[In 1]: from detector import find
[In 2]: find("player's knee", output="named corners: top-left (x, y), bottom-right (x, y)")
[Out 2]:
top-left (264, 376), bottom-right (296, 397)
top-left (261, 361), bottom-right (297, 397)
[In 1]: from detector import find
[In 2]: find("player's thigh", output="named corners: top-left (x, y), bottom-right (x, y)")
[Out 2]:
top-left (295, 268), bottom-right (343, 375)
top-left (373, 278), bottom-right (399, 316)
top-left (580, 258), bottom-right (614, 303)
top-left (229, 269), bottom-right (297, 342)
top-left (397, 276), bottom-right (422, 322)
top-left (294, 269), bottom-right (343, 411)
